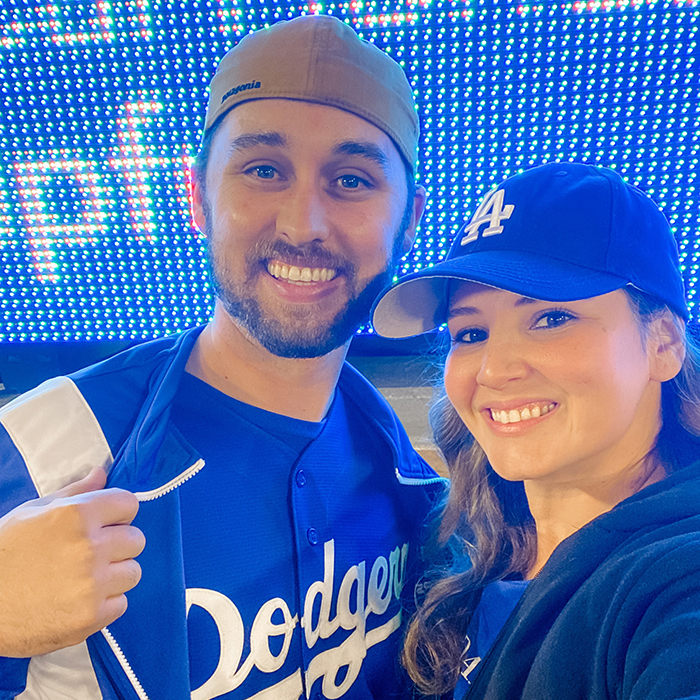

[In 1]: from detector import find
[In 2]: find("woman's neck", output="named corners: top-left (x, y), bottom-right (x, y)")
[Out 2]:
top-left (524, 458), bottom-right (667, 579)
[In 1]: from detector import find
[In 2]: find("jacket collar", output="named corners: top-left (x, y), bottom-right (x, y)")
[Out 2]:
top-left (337, 362), bottom-right (444, 486)
top-left (107, 326), bottom-right (204, 492)
top-left (108, 325), bottom-right (443, 493)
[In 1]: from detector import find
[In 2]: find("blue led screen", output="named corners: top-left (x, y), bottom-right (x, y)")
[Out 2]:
top-left (1, 0), bottom-right (699, 342)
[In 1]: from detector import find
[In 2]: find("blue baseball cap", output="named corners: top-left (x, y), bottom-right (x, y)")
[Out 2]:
top-left (372, 162), bottom-right (688, 339)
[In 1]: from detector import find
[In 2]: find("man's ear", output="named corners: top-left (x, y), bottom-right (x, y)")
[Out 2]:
top-left (648, 311), bottom-right (686, 383)
top-left (400, 185), bottom-right (428, 257)
top-left (190, 169), bottom-right (208, 235)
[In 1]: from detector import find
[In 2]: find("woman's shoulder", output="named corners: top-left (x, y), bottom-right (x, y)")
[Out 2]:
top-left (580, 524), bottom-right (700, 620)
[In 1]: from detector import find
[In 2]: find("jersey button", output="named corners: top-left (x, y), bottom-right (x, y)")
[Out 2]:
top-left (295, 470), bottom-right (307, 487)
top-left (307, 527), bottom-right (319, 545)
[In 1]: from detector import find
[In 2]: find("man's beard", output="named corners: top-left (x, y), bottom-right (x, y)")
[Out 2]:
top-left (206, 208), bottom-right (411, 359)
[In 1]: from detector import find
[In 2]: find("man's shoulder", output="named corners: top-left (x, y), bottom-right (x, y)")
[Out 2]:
top-left (0, 328), bottom-right (201, 472)
top-left (71, 328), bottom-right (200, 385)
top-left (0, 328), bottom-right (203, 512)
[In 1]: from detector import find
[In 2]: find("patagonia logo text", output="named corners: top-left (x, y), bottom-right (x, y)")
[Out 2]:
top-left (221, 81), bottom-right (262, 103)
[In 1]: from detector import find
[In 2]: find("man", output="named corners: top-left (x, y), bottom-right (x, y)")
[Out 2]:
top-left (0, 15), bottom-right (443, 700)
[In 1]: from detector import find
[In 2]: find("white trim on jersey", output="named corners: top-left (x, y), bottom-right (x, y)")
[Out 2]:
top-left (2, 376), bottom-right (114, 699)
top-left (16, 642), bottom-right (102, 700)
top-left (0, 376), bottom-right (113, 496)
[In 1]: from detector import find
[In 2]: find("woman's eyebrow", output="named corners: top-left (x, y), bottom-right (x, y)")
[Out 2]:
top-left (447, 305), bottom-right (480, 318)
top-left (448, 296), bottom-right (541, 317)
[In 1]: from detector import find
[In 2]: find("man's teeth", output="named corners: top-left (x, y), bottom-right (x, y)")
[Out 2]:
top-left (490, 403), bottom-right (556, 424)
top-left (267, 262), bottom-right (337, 284)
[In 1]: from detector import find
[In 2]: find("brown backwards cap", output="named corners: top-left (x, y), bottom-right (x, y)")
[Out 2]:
top-left (203, 15), bottom-right (420, 171)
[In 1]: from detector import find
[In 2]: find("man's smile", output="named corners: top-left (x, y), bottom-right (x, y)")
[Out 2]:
top-left (267, 260), bottom-right (339, 284)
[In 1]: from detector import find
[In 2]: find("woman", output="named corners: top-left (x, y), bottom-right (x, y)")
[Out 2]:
top-left (372, 162), bottom-right (700, 699)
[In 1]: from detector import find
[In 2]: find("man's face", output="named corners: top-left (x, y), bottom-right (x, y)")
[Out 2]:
top-left (192, 99), bottom-right (425, 358)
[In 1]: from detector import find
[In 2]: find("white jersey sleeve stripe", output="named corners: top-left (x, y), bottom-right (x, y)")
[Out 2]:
top-left (17, 643), bottom-right (103, 700)
top-left (0, 376), bottom-right (113, 497)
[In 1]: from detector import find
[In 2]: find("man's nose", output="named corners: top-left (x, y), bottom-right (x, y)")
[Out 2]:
top-left (276, 180), bottom-right (331, 246)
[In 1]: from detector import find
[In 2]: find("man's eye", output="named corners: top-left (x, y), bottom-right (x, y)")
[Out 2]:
top-left (337, 174), bottom-right (369, 189)
top-left (248, 165), bottom-right (277, 179)
top-left (452, 327), bottom-right (488, 344)
top-left (532, 310), bottom-right (576, 329)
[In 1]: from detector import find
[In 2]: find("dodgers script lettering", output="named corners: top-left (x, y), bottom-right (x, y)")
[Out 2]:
top-left (186, 538), bottom-right (409, 700)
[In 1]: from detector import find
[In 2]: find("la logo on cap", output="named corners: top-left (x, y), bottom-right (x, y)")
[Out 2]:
top-left (461, 187), bottom-right (514, 246)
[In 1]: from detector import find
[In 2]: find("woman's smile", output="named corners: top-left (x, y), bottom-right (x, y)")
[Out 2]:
top-left (485, 401), bottom-right (558, 426)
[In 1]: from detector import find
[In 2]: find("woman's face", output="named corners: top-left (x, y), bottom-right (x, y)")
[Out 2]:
top-left (444, 283), bottom-right (668, 488)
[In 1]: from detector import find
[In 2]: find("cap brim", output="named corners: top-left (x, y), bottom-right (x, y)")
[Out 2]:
top-left (371, 250), bottom-right (630, 339)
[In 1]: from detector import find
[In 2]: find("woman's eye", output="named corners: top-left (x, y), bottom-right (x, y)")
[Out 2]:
top-left (532, 310), bottom-right (575, 329)
top-left (452, 327), bottom-right (488, 344)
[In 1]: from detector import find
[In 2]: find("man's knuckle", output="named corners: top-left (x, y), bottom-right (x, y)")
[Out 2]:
top-left (124, 560), bottom-right (142, 589)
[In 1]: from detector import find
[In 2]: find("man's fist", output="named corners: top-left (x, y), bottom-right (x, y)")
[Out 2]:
top-left (0, 467), bottom-right (145, 657)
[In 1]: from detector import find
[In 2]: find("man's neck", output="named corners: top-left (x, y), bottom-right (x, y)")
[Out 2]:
top-left (185, 305), bottom-right (348, 422)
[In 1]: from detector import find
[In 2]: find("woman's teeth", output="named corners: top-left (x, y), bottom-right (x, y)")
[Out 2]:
top-left (267, 262), bottom-right (337, 284)
top-left (490, 403), bottom-right (556, 424)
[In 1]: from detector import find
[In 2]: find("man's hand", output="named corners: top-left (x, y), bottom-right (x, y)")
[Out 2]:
top-left (0, 467), bottom-right (145, 657)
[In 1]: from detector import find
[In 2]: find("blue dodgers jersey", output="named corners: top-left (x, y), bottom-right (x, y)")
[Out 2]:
top-left (455, 579), bottom-right (530, 698)
top-left (0, 329), bottom-right (443, 699)
top-left (171, 372), bottom-right (424, 699)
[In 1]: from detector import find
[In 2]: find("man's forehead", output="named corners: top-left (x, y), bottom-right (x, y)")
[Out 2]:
top-left (214, 99), bottom-right (401, 168)
top-left (224, 131), bottom-right (389, 169)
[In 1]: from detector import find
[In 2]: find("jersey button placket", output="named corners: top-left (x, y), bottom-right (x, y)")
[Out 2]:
top-left (295, 469), bottom-right (307, 487)
top-left (306, 527), bottom-right (319, 545)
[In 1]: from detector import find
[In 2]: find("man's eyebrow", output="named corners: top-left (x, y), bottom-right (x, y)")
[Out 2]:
top-left (332, 141), bottom-right (390, 174)
top-left (227, 132), bottom-right (287, 157)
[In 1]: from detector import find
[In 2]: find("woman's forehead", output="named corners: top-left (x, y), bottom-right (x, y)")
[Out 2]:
top-left (446, 281), bottom-right (627, 316)
top-left (447, 280), bottom-right (525, 310)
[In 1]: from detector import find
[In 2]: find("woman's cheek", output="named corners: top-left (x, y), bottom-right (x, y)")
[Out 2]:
top-left (444, 351), bottom-right (478, 420)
